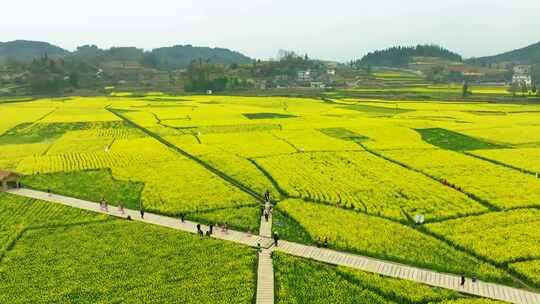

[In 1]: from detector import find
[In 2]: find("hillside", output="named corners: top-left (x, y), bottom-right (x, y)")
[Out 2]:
top-left (466, 41), bottom-right (540, 66)
top-left (0, 40), bottom-right (69, 63)
top-left (145, 45), bottom-right (252, 70)
top-left (358, 44), bottom-right (462, 67)
top-left (0, 40), bottom-right (252, 69)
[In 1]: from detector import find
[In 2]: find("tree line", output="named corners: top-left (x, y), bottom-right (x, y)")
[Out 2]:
top-left (357, 45), bottom-right (463, 67)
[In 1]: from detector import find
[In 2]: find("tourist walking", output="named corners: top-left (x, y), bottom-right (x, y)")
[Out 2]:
top-left (209, 224), bottom-right (214, 235)
top-left (197, 224), bottom-right (202, 235)
top-left (273, 232), bottom-right (279, 246)
top-left (140, 209), bottom-right (145, 219)
top-left (460, 275), bottom-right (465, 286)
top-left (264, 190), bottom-right (270, 203)
top-left (256, 243), bottom-right (262, 253)
top-left (264, 211), bottom-right (269, 222)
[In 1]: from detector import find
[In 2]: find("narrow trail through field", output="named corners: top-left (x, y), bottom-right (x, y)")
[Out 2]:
top-left (6, 188), bottom-right (540, 304)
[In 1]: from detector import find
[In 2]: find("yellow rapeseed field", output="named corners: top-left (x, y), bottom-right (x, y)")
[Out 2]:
top-left (2, 94), bottom-right (540, 286)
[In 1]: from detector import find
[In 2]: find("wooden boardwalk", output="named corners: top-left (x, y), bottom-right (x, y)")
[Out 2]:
top-left (256, 201), bottom-right (275, 304)
top-left (7, 188), bottom-right (540, 304)
top-left (259, 202), bottom-right (273, 238)
top-left (9, 188), bottom-right (274, 248)
top-left (256, 249), bottom-right (274, 304)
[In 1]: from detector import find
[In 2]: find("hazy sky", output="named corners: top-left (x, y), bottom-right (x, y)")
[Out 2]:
top-left (2, 0), bottom-right (540, 61)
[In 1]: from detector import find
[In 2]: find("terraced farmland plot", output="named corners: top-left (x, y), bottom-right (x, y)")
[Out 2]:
top-left (0, 105), bottom-right (56, 136)
top-left (378, 148), bottom-right (540, 209)
top-left (348, 124), bottom-right (436, 150)
top-left (21, 169), bottom-right (143, 210)
top-left (0, 121), bottom-right (133, 145)
top-left (416, 128), bottom-right (507, 151)
top-left (274, 199), bottom-right (509, 283)
top-left (510, 260), bottom-right (540, 286)
top-left (16, 136), bottom-right (179, 174)
top-left (457, 125), bottom-right (540, 145)
top-left (426, 209), bottom-right (540, 264)
top-left (0, 193), bottom-right (106, 249)
top-left (0, 142), bottom-right (52, 170)
top-left (38, 104), bottom-right (119, 123)
top-left (271, 129), bottom-right (363, 152)
top-left (172, 141), bottom-right (280, 198)
top-left (112, 158), bottom-right (254, 214)
top-left (16, 150), bottom-right (171, 174)
top-left (256, 151), bottom-right (485, 221)
top-left (46, 133), bottom-right (113, 155)
top-left (200, 131), bottom-right (297, 158)
top-left (469, 148), bottom-right (540, 173)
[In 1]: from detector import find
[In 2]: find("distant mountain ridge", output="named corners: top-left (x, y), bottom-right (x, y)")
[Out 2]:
top-left (0, 40), bottom-right (69, 63)
top-left (466, 41), bottom-right (540, 65)
top-left (0, 40), bottom-right (252, 69)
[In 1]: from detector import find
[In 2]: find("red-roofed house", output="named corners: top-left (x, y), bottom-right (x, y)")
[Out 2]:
top-left (0, 170), bottom-right (21, 191)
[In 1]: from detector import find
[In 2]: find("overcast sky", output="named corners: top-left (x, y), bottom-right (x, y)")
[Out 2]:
top-left (2, 0), bottom-right (540, 61)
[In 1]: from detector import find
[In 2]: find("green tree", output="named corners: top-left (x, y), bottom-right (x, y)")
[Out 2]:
top-left (521, 82), bottom-right (528, 96)
top-left (69, 71), bottom-right (80, 88)
top-left (462, 82), bottom-right (470, 97)
top-left (509, 82), bottom-right (519, 97)
top-left (362, 65), bottom-right (372, 76)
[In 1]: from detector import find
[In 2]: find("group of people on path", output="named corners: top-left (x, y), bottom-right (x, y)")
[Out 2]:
top-left (316, 237), bottom-right (329, 248)
top-left (196, 222), bottom-right (228, 237)
top-left (262, 205), bottom-right (272, 222)
top-left (262, 190), bottom-right (274, 222)
top-left (99, 199), bottom-right (126, 215)
top-left (459, 275), bottom-right (477, 286)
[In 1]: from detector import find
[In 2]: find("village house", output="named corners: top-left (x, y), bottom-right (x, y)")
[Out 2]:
top-left (512, 65), bottom-right (532, 87)
top-left (0, 170), bottom-right (21, 191)
top-left (297, 70), bottom-right (312, 82)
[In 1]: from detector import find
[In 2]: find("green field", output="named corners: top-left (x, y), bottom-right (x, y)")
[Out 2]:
top-left (0, 193), bottom-right (257, 303)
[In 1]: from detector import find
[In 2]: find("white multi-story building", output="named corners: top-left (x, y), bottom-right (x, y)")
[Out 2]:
top-left (297, 70), bottom-right (312, 81)
top-left (512, 65), bottom-right (532, 87)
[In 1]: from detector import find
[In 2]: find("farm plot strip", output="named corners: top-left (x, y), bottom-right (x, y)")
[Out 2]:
top-left (7, 188), bottom-right (540, 304)
top-left (107, 107), bottom-right (264, 201)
